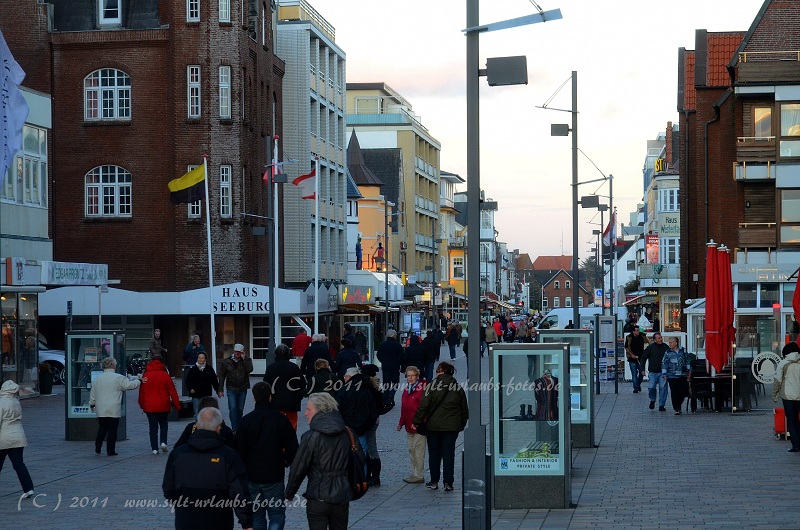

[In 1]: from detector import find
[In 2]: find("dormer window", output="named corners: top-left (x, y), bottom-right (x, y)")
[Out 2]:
top-left (99, 0), bottom-right (121, 25)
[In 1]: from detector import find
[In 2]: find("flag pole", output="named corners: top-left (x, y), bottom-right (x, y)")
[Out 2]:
top-left (314, 157), bottom-right (320, 335)
top-left (271, 136), bottom-right (280, 355)
top-left (202, 156), bottom-right (217, 361)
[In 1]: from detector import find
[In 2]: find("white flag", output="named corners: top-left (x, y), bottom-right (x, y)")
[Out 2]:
top-left (1, 29), bottom-right (29, 187)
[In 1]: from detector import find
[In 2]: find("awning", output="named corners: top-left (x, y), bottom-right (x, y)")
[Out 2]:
top-left (623, 294), bottom-right (657, 306)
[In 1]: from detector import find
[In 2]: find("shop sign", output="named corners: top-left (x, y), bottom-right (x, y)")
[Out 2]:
top-left (732, 264), bottom-right (796, 283)
top-left (41, 261), bottom-right (108, 286)
top-left (341, 285), bottom-right (373, 304)
top-left (213, 285), bottom-right (269, 313)
top-left (658, 213), bottom-right (680, 235)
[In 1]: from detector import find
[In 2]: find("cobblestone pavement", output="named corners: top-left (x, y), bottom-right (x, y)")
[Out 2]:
top-left (1, 345), bottom-right (797, 529)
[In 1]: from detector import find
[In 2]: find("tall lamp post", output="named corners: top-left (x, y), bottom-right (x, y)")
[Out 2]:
top-left (464, 3), bottom-right (561, 528)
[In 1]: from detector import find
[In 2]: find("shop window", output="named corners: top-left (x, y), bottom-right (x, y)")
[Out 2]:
top-left (737, 283), bottom-right (757, 309)
top-left (759, 283), bottom-right (779, 309)
top-left (780, 190), bottom-right (800, 245)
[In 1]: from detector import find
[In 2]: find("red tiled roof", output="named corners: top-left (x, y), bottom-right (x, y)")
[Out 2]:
top-left (705, 32), bottom-right (744, 86)
top-left (684, 51), bottom-right (696, 111)
top-left (516, 253), bottom-right (534, 270)
top-left (532, 255), bottom-right (572, 271)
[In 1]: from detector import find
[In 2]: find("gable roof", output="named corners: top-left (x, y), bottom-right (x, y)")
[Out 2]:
top-left (347, 131), bottom-right (383, 187)
top-left (532, 255), bottom-right (572, 271)
top-left (516, 253), bottom-right (534, 270)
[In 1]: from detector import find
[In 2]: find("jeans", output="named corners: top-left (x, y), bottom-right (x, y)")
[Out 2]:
top-left (0, 447), bottom-right (33, 492)
top-left (306, 498), bottom-right (348, 530)
top-left (146, 411), bottom-right (169, 450)
top-left (366, 421), bottom-right (379, 459)
top-left (95, 417), bottom-right (120, 454)
top-left (357, 434), bottom-right (368, 475)
top-left (227, 389), bottom-right (247, 431)
top-left (629, 361), bottom-right (641, 391)
top-left (480, 341), bottom-right (487, 356)
top-left (424, 362), bottom-right (435, 384)
top-left (783, 399), bottom-right (800, 450)
top-left (427, 430), bottom-right (458, 485)
top-left (648, 372), bottom-right (669, 407)
top-left (448, 343), bottom-right (457, 360)
top-left (250, 481), bottom-right (286, 530)
top-left (191, 397), bottom-right (205, 419)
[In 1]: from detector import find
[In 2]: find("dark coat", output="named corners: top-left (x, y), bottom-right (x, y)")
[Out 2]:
top-left (333, 347), bottom-right (363, 378)
top-left (184, 364), bottom-right (220, 398)
top-left (175, 420), bottom-right (235, 449)
top-left (402, 340), bottom-right (426, 373)
top-left (162, 429), bottom-right (252, 530)
top-left (335, 373), bottom-right (378, 436)
top-left (413, 374), bottom-right (469, 432)
top-left (235, 401), bottom-right (298, 484)
top-left (300, 341), bottom-right (333, 380)
top-left (376, 338), bottom-right (403, 382)
top-left (306, 368), bottom-right (339, 396)
top-left (421, 335), bottom-right (440, 364)
top-left (262, 358), bottom-right (305, 412)
top-left (285, 410), bottom-right (360, 504)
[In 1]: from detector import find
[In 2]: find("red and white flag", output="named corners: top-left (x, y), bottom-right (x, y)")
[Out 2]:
top-left (263, 161), bottom-right (284, 183)
top-left (602, 209), bottom-right (617, 247)
top-left (292, 167), bottom-right (316, 200)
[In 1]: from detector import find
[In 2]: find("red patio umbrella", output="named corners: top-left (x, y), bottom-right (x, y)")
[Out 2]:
top-left (717, 246), bottom-right (735, 366)
top-left (704, 241), bottom-right (724, 372)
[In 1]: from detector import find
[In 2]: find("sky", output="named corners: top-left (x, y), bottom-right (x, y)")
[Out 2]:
top-left (306, 0), bottom-right (765, 260)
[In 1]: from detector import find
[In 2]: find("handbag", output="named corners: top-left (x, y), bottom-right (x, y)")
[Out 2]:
top-left (415, 387), bottom-right (449, 436)
top-left (345, 427), bottom-right (368, 500)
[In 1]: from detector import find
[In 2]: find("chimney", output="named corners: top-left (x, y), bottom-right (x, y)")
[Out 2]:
top-left (665, 121), bottom-right (673, 169)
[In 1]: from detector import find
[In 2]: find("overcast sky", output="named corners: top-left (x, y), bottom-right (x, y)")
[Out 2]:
top-left (306, 0), bottom-right (764, 260)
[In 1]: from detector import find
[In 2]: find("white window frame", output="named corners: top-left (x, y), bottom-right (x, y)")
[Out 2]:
top-left (187, 0), bottom-right (200, 21)
top-left (565, 297), bottom-right (572, 308)
top-left (452, 256), bottom-right (465, 280)
top-left (188, 66), bottom-right (201, 118)
top-left (220, 165), bottom-right (232, 218)
top-left (658, 188), bottom-right (679, 213)
top-left (565, 280), bottom-right (571, 289)
top-left (219, 66), bottom-right (231, 119)
top-left (98, 0), bottom-right (122, 25)
top-left (578, 297), bottom-right (584, 307)
top-left (84, 69), bottom-right (131, 121)
top-left (186, 165), bottom-right (202, 218)
top-left (219, 0), bottom-right (230, 22)
top-left (660, 237), bottom-right (679, 264)
top-left (542, 297), bottom-right (548, 309)
top-left (2, 125), bottom-right (47, 207)
top-left (553, 297), bottom-right (560, 308)
top-left (85, 165), bottom-right (132, 218)
top-left (554, 280), bottom-right (560, 290)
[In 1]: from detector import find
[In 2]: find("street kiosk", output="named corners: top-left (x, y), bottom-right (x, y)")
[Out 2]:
top-left (490, 343), bottom-right (571, 509)
top-left (537, 329), bottom-right (595, 448)
top-left (65, 331), bottom-right (127, 441)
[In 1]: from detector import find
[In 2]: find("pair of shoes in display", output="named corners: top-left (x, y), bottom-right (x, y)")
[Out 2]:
top-left (425, 482), bottom-right (438, 490)
top-left (444, 483), bottom-right (454, 492)
top-left (649, 401), bottom-right (655, 410)
top-left (404, 477), bottom-right (424, 484)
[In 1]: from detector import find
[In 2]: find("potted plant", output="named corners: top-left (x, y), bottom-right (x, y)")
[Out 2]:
top-left (39, 361), bottom-right (54, 395)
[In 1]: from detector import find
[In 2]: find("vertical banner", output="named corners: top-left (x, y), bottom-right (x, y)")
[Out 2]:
top-left (645, 234), bottom-right (659, 264)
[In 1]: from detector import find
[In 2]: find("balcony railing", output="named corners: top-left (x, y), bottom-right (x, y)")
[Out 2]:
top-left (639, 263), bottom-right (681, 288)
top-left (733, 160), bottom-right (775, 180)
top-left (448, 236), bottom-right (467, 248)
top-left (738, 222), bottom-right (776, 248)
top-left (737, 136), bottom-right (776, 160)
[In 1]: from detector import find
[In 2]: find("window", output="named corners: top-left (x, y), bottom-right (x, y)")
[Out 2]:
top-left (452, 257), bottom-right (465, 280)
top-left (187, 0), bottom-right (199, 21)
top-left (185, 165), bottom-right (201, 218)
top-left (565, 297), bottom-right (572, 308)
top-left (658, 188), bottom-right (679, 212)
top-left (85, 165), bottom-right (132, 217)
top-left (660, 238), bottom-right (679, 264)
top-left (565, 280), bottom-right (571, 289)
top-left (737, 283), bottom-right (757, 309)
top-left (2, 125), bottom-right (47, 207)
top-left (781, 190), bottom-right (800, 244)
top-left (480, 210), bottom-right (492, 229)
top-left (542, 297), bottom-right (548, 309)
top-left (84, 69), bottom-right (131, 121)
top-left (220, 165), bottom-right (231, 218)
top-left (553, 297), bottom-right (560, 308)
top-left (554, 281), bottom-right (560, 290)
top-left (219, 0), bottom-right (230, 21)
top-left (760, 283), bottom-right (779, 309)
top-left (188, 66), bottom-right (201, 118)
top-left (779, 103), bottom-right (800, 157)
top-left (754, 107), bottom-right (772, 139)
top-left (480, 243), bottom-right (490, 262)
top-left (578, 297), bottom-right (584, 307)
top-left (99, 0), bottom-right (121, 24)
top-left (219, 66), bottom-right (231, 118)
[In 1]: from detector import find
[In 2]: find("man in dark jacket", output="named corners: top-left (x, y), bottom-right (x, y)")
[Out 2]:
top-left (300, 334), bottom-right (332, 382)
top-left (421, 330), bottom-right (439, 382)
top-left (262, 344), bottom-right (305, 430)
top-left (333, 338), bottom-right (363, 379)
top-left (217, 343), bottom-right (254, 432)
top-left (163, 406), bottom-right (252, 530)
top-left (236, 382), bottom-right (298, 530)
top-left (376, 329), bottom-right (403, 400)
top-left (286, 393), bottom-right (361, 529)
top-left (335, 367), bottom-right (377, 457)
top-left (402, 335), bottom-right (426, 374)
top-left (640, 332), bottom-right (670, 411)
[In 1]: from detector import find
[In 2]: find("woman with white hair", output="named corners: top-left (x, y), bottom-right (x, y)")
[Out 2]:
top-left (89, 356), bottom-right (141, 455)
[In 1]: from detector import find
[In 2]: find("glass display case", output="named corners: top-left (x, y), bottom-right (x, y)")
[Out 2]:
top-left (537, 330), bottom-right (594, 423)
top-left (65, 331), bottom-right (127, 440)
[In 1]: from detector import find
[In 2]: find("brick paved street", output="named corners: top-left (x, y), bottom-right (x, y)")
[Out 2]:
top-left (1, 346), bottom-right (797, 529)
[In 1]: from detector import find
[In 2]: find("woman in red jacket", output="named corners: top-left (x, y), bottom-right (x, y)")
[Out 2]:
top-left (138, 355), bottom-right (181, 454)
top-left (396, 365), bottom-right (427, 484)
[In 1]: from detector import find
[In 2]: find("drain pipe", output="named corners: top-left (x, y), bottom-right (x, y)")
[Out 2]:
top-left (703, 89), bottom-right (732, 243)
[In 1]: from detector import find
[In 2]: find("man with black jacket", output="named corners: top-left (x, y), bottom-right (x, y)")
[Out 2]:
top-left (236, 382), bottom-right (298, 530)
top-left (335, 367), bottom-right (377, 458)
top-left (332, 338), bottom-right (363, 379)
top-left (640, 332), bottom-right (669, 411)
top-left (300, 334), bottom-right (332, 382)
top-left (376, 329), bottom-right (403, 400)
top-left (163, 407), bottom-right (252, 530)
top-left (263, 344), bottom-right (305, 430)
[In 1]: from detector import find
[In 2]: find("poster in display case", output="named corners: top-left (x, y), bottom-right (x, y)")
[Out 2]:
top-left (537, 330), bottom-right (594, 424)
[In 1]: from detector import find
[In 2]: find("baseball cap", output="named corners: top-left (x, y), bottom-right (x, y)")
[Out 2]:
top-left (233, 343), bottom-right (245, 352)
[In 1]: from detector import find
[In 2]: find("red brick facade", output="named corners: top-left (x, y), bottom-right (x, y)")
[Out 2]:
top-left (542, 270), bottom-right (587, 311)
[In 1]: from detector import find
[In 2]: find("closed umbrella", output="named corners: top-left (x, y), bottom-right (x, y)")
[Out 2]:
top-left (717, 246), bottom-right (735, 366)
top-left (704, 241), bottom-right (724, 373)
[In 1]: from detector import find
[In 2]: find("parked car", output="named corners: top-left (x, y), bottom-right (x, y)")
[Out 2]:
top-left (38, 340), bottom-right (66, 385)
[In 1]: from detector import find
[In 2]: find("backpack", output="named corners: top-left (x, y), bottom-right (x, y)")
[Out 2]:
top-left (345, 427), bottom-right (368, 500)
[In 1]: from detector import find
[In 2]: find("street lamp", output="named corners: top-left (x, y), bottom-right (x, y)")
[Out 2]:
top-left (464, 3), bottom-right (561, 528)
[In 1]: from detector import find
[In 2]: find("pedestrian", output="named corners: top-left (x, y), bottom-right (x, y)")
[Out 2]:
top-left (421, 330), bottom-right (439, 382)
top-left (485, 321), bottom-right (498, 347)
top-left (492, 318), bottom-right (502, 340)
top-left (291, 329), bottom-right (312, 359)
top-left (218, 343), bottom-right (254, 433)
top-left (163, 407), bottom-right (252, 530)
top-left (402, 334), bottom-right (426, 374)
top-left (360, 364), bottom-right (387, 487)
top-left (300, 334), bottom-right (333, 382)
top-left (89, 356), bottom-right (141, 456)
top-left (342, 323), bottom-right (356, 346)
top-left (336, 367), bottom-right (378, 460)
top-left (185, 351), bottom-right (221, 417)
top-left (376, 329), bottom-right (403, 402)
top-left (479, 321), bottom-right (487, 355)
top-left (413, 361), bottom-right (468, 492)
top-left (0, 380), bottom-right (34, 498)
top-left (182, 334), bottom-right (205, 366)
top-left (137, 355), bottom-right (181, 454)
top-left (640, 332), bottom-right (669, 411)
top-left (262, 344), bottom-right (305, 430)
top-left (332, 338), bottom-right (362, 379)
top-left (773, 342), bottom-right (800, 452)
top-left (236, 382), bottom-right (298, 530)
top-left (397, 366), bottom-right (427, 484)
top-left (285, 393), bottom-right (361, 529)
top-left (149, 328), bottom-right (168, 359)
top-left (625, 327), bottom-right (649, 393)
top-left (306, 358), bottom-right (339, 397)
top-left (445, 325), bottom-right (460, 360)
top-left (175, 396), bottom-right (235, 448)
top-left (662, 337), bottom-right (691, 415)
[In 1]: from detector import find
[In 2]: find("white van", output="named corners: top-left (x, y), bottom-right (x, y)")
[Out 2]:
top-left (538, 307), bottom-right (628, 331)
